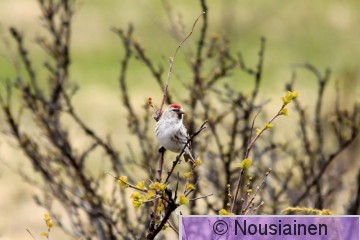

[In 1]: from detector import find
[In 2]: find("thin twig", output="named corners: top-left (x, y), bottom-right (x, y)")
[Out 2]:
top-left (245, 110), bottom-right (262, 158)
top-left (244, 105), bottom-right (284, 159)
top-left (26, 229), bottom-right (38, 240)
top-left (243, 169), bottom-right (271, 214)
top-left (106, 172), bottom-right (148, 193)
top-left (230, 169), bottom-right (244, 213)
top-left (167, 220), bottom-right (179, 235)
top-left (189, 193), bottom-right (213, 201)
top-left (155, 12), bottom-right (206, 121)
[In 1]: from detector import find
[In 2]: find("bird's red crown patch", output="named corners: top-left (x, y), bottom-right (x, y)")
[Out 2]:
top-left (170, 103), bottom-right (182, 109)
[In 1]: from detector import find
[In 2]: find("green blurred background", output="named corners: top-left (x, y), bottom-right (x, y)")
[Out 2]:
top-left (0, 0), bottom-right (359, 239)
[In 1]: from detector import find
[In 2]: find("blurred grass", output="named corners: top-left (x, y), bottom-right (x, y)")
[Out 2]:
top-left (0, 0), bottom-right (359, 239)
top-left (1, 0), bottom-right (359, 92)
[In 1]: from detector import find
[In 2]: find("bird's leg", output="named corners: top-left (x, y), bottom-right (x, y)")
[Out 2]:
top-left (158, 146), bottom-right (166, 154)
top-left (157, 147), bottom-right (166, 182)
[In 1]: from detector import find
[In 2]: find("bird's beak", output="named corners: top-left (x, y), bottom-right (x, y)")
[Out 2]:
top-left (178, 108), bottom-right (185, 114)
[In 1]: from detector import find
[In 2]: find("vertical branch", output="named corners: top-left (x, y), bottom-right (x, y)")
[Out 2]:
top-left (238, 37), bottom-right (266, 158)
top-left (194, 0), bottom-right (208, 76)
top-left (230, 168), bottom-right (244, 213)
top-left (9, 28), bottom-right (43, 101)
top-left (305, 64), bottom-right (331, 161)
top-left (347, 168), bottom-right (360, 214)
top-left (113, 25), bottom-right (155, 161)
top-left (250, 37), bottom-right (265, 103)
top-left (148, 147), bottom-right (166, 235)
top-left (189, 0), bottom-right (208, 115)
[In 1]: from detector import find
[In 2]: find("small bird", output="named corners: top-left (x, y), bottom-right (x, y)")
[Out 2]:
top-left (155, 104), bottom-right (195, 162)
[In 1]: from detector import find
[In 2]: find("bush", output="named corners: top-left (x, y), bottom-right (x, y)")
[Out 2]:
top-left (1, 0), bottom-right (359, 239)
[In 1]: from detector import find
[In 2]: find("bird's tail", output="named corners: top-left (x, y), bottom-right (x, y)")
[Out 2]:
top-left (184, 149), bottom-right (195, 163)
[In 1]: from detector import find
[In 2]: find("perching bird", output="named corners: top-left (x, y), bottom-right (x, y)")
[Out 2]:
top-left (155, 104), bottom-right (195, 162)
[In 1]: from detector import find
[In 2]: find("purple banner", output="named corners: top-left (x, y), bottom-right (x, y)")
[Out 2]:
top-left (181, 216), bottom-right (359, 240)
